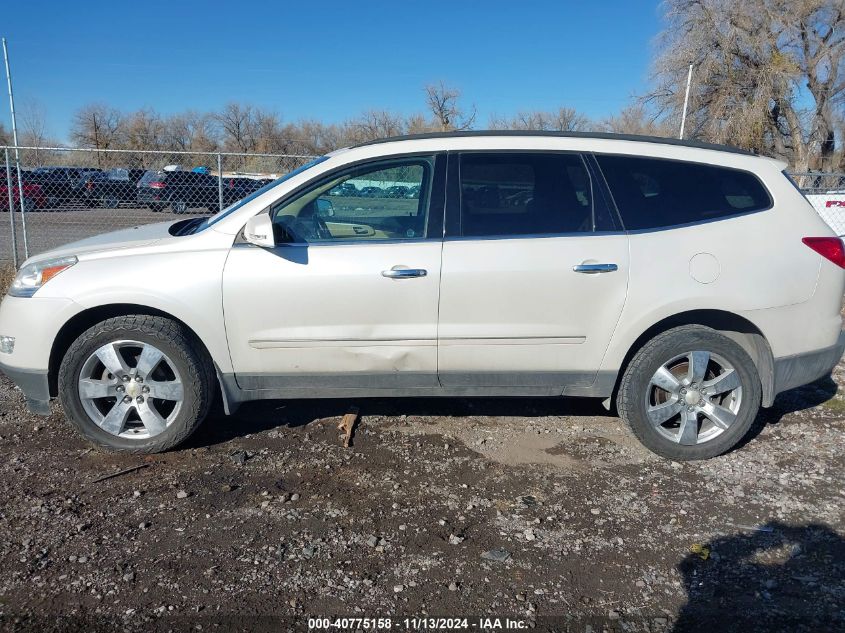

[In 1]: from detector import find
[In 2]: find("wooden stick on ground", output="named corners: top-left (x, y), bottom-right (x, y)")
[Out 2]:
top-left (89, 463), bottom-right (150, 484)
top-left (337, 406), bottom-right (360, 448)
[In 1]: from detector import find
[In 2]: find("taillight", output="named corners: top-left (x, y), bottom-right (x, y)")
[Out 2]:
top-left (149, 181), bottom-right (165, 189)
top-left (802, 237), bottom-right (845, 268)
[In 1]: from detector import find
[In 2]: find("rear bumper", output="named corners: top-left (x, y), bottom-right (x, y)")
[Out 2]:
top-left (772, 330), bottom-right (845, 397)
top-left (0, 361), bottom-right (51, 415)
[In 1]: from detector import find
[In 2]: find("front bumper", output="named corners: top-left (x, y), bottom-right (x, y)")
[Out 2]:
top-left (772, 330), bottom-right (845, 397)
top-left (0, 361), bottom-right (51, 415)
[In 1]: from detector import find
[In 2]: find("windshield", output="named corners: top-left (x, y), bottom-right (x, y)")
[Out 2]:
top-left (199, 156), bottom-right (328, 231)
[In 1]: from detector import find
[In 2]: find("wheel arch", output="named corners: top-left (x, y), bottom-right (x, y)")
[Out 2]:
top-left (613, 309), bottom-right (775, 407)
top-left (48, 303), bottom-right (223, 402)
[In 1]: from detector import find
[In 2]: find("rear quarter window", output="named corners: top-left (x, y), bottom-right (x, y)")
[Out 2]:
top-left (596, 155), bottom-right (772, 231)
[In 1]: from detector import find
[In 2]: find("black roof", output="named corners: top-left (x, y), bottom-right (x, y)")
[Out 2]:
top-left (353, 130), bottom-right (756, 156)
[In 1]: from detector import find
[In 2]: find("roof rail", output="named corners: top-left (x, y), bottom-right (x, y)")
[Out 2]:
top-left (352, 130), bottom-right (757, 156)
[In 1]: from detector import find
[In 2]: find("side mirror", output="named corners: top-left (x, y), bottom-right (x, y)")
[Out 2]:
top-left (243, 213), bottom-right (275, 248)
top-left (316, 198), bottom-right (334, 217)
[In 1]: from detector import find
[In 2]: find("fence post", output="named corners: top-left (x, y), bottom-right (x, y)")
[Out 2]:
top-left (4, 148), bottom-right (18, 268)
top-left (13, 151), bottom-right (28, 258)
top-left (217, 153), bottom-right (224, 213)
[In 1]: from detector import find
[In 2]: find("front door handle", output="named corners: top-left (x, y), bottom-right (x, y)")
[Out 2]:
top-left (382, 268), bottom-right (428, 279)
top-left (573, 263), bottom-right (618, 274)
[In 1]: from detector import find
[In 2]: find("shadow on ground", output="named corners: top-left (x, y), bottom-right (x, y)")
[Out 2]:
top-left (187, 395), bottom-right (614, 448)
top-left (187, 375), bottom-right (839, 451)
top-left (673, 522), bottom-right (845, 632)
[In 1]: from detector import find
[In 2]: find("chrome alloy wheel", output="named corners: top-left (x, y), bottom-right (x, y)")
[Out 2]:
top-left (77, 340), bottom-right (184, 439)
top-left (645, 351), bottom-right (742, 446)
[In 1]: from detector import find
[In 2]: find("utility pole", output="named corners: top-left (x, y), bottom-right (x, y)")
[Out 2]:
top-left (3, 37), bottom-right (28, 259)
top-left (679, 63), bottom-right (694, 140)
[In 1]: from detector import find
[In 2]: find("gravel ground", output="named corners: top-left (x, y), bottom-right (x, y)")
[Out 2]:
top-left (0, 360), bottom-right (844, 632)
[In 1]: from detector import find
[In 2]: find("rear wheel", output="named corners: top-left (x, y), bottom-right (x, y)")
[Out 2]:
top-left (171, 200), bottom-right (187, 214)
top-left (58, 315), bottom-right (214, 453)
top-left (617, 325), bottom-right (761, 460)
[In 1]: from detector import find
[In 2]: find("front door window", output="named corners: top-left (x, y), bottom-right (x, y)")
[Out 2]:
top-left (270, 157), bottom-right (434, 243)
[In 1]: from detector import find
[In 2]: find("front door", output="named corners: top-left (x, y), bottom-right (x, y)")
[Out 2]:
top-left (222, 154), bottom-right (446, 396)
top-left (437, 151), bottom-right (629, 394)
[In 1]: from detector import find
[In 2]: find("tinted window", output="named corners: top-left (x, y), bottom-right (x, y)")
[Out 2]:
top-left (596, 155), bottom-right (771, 230)
top-left (270, 157), bottom-right (433, 243)
top-left (458, 153), bottom-right (603, 237)
top-left (139, 170), bottom-right (162, 186)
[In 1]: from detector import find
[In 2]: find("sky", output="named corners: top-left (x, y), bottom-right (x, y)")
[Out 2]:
top-left (1, 0), bottom-right (663, 143)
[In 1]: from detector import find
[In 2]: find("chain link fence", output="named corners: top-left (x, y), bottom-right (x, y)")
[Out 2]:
top-left (3, 147), bottom-right (845, 267)
top-left (790, 172), bottom-right (845, 235)
top-left (1, 145), bottom-right (316, 266)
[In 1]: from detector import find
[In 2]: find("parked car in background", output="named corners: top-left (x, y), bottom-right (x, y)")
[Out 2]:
top-left (0, 176), bottom-right (49, 211)
top-left (78, 168), bottom-right (146, 208)
top-left (329, 182), bottom-right (359, 197)
top-left (359, 186), bottom-right (385, 198)
top-left (27, 167), bottom-right (102, 207)
top-left (224, 177), bottom-right (265, 200)
top-left (384, 185), bottom-right (409, 198)
top-left (137, 169), bottom-right (227, 214)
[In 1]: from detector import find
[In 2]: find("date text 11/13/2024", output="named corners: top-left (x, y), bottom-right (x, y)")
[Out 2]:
top-left (307, 617), bottom-right (530, 630)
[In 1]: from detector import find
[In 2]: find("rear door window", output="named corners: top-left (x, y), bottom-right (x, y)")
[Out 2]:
top-left (596, 155), bottom-right (772, 230)
top-left (139, 171), bottom-right (164, 186)
top-left (457, 152), bottom-right (609, 237)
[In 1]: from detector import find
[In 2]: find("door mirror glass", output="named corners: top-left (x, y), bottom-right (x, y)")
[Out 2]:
top-left (243, 213), bottom-right (275, 248)
top-left (316, 198), bottom-right (334, 217)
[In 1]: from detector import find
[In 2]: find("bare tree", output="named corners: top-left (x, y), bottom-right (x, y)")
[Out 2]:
top-left (489, 107), bottom-right (590, 131)
top-left (19, 98), bottom-right (50, 166)
top-left (424, 81), bottom-right (476, 131)
top-left (163, 110), bottom-right (219, 153)
top-left (124, 109), bottom-right (166, 154)
top-left (348, 110), bottom-right (407, 143)
top-left (649, 0), bottom-right (845, 169)
top-left (212, 102), bottom-right (259, 153)
top-left (70, 103), bottom-right (124, 167)
top-left (598, 103), bottom-right (672, 136)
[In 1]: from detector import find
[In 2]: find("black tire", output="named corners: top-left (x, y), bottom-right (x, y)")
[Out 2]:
top-left (58, 315), bottom-right (214, 453)
top-left (171, 200), bottom-right (187, 214)
top-left (617, 325), bottom-right (761, 461)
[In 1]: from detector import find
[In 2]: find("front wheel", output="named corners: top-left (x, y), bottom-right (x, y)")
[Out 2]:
top-left (617, 325), bottom-right (761, 461)
top-left (102, 195), bottom-right (120, 209)
top-left (58, 315), bottom-right (214, 453)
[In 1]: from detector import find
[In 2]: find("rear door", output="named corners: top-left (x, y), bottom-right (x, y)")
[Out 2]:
top-left (437, 151), bottom-right (629, 394)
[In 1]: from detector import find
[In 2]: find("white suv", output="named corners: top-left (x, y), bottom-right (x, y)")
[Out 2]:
top-left (2, 132), bottom-right (843, 460)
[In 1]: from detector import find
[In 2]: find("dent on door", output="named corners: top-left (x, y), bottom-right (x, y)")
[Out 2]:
top-left (222, 241), bottom-right (443, 395)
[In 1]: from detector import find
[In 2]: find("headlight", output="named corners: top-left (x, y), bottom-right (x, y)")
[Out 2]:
top-left (8, 255), bottom-right (78, 298)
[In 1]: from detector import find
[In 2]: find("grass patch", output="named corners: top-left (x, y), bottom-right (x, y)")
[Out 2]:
top-left (820, 394), bottom-right (845, 414)
top-left (0, 262), bottom-right (14, 296)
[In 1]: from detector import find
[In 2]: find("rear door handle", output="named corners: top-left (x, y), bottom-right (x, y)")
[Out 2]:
top-left (382, 268), bottom-right (428, 279)
top-left (573, 263), bottom-right (618, 274)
